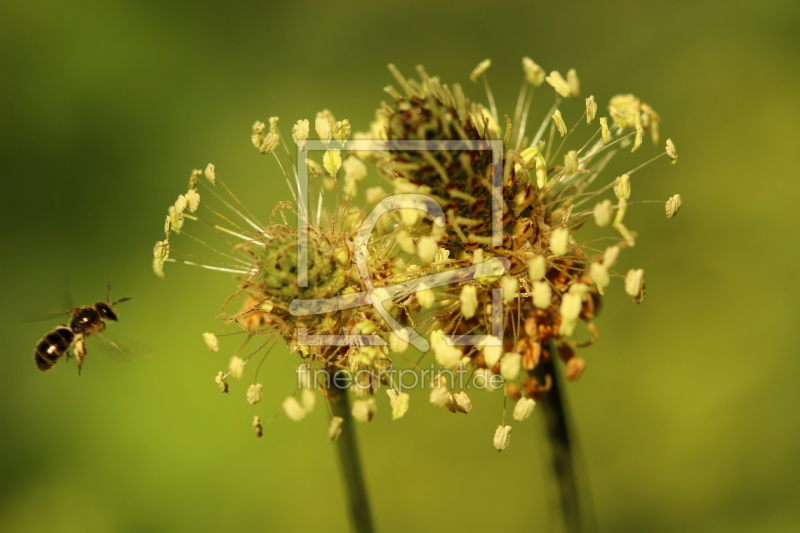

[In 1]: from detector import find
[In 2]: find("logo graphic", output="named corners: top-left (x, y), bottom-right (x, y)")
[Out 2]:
top-left (290, 139), bottom-right (506, 351)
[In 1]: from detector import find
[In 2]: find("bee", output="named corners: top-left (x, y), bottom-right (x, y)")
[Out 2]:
top-left (34, 284), bottom-right (132, 374)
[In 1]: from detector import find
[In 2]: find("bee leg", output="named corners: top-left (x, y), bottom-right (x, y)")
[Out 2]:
top-left (74, 334), bottom-right (86, 376)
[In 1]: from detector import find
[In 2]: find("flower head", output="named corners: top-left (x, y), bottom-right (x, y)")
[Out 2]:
top-left (152, 58), bottom-right (681, 439)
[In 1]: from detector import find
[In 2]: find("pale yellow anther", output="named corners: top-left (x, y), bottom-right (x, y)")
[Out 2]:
top-left (631, 123), bottom-right (644, 153)
top-left (562, 290), bottom-right (583, 315)
top-left (323, 149), bottom-right (342, 176)
top-left (400, 206), bottom-right (419, 227)
top-left (609, 94), bottom-right (642, 129)
top-left (550, 227), bottom-right (569, 256)
top-left (395, 231), bottom-right (416, 255)
top-left (528, 255), bottom-right (547, 281)
top-left (343, 156), bottom-right (367, 182)
top-left (569, 282), bottom-right (590, 301)
top-left (665, 194), bottom-right (682, 218)
top-left (334, 119), bottom-right (351, 144)
top-left (268, 116), bottom-right (279, 134)
top-left (546, 71), bottom-right (572, 98)
top-left (328, 416), bottom-right (344, 442)
top-left (460, 285), bottom-right (479, 319)
top-left (203, 332), bottom-right (219, 352)
top-left (204, 163), bottom-right (216, 185)
top-left (567, 68), bottom-right (580, 97)
top-left (594, 199), bottom-right (613, 228)
top-left (586, 95), bottom-right (598, 124)
top-left (251, 121), bottom-right (265, 149)
top-left (366, 186), bottom-right (386, 204)
top-left (352, 398), bottom-right (377, 423)
top-left (429, 387), bottom-right (453, 409)
top-left (513, 397), bottom-right (536, 422)
top-left (416, 288), bottom-right (435, 309)
top-left (433, 333), bottom-right (462, 370)
top-left (215, 371), bottom-right (228, 393)
top-left (518, 146), bottom-right (537, 170)
top-left (482, 340), bottom-right (503, 368)
top-left (258, 133), bottom-right (281, 154)
top-left (600, 117), bottom-right (610, 144)
top-left (315, 116), bottom-right (332, 144)
top-left (188, 169), bottom-right (202, 190)
top-left (532, 281), bottom-right (552, 310)
top-left (372, 287), bottom-right (393, 313)
top-left (500, 275), bottom-right (519, 303)
top-left (153, 240), bottom-right (170, 262)
top-left (389, 390), bottom-right (410, 420)
top-left (493, 425), bottom-right (513, 451)
top-left (417, 236), bottom-right (438, 264)
top-left (522, 57), bottom-right (546, 86)
top-left (452, 391), bottom-right (472, 413)
top-left (153, 257), bottom-right (165, 278)
top-left (174, 194), bottom-right (188, 215)
top-left (590, 263), bottom-right (610, 294)
top-left (470, 59), bottom-right (491, 82)
top-left (229, 356), bottom-right (244, 379)
top-left (603, 246), bottom-right (620, 268)
top-left (185, 189), bottom-right (200, 212)
top-left (246, 383), bottom-right (263, 405)
top-left (666, 138), bottom-right (677, 163)
top-left (500, 352), bottom-right (522, 381)
top-left (559, 292), bottom-right (583, 336)
top-left (552, 109), bottom-right (567, 137)
top-left (625, 268), bottom-right (646, 303)
top-left (389, 330), bottom-right (409, 354)
top-left (253, 415), bottom-right (263, 438)
top-left (536, 159), bottom-right (549, 189)
top-left (292, 119), bottom-right (310, 150)
top-left (564, 150), bottom-right (578, 175)
top-left (355, 319), bottom-right (379, 335)
top-left (168, 205), bottom-right (183, 233)
top-left (473, 248), bottom-right (484, 265)
top-left (300, 388), bottom-right (316, 413)
top-left (614, 174), bottom-right (631, 200)
top-left (283, 396), bottom-right (307, 421)
top-left (613, 197), bottom-right (628, 227)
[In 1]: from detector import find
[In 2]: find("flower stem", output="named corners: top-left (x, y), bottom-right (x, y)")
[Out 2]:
top-left (329, 383), bottom-right (376, 533)
top-left (534, 345), bottom-right (594, 533)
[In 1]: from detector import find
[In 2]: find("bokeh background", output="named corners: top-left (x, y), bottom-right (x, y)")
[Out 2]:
top-left (1, 1), bottom-right (799, 532)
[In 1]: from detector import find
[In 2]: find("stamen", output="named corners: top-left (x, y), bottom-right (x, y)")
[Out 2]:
top-left (164, 258), bottom-right (251, 274)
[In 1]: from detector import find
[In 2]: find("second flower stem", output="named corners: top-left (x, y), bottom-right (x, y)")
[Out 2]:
top-left (534, 345), bottom-right (592, 533)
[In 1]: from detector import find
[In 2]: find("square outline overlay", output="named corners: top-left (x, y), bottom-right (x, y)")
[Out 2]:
top-left (292, 138), bottom-right (505, 350)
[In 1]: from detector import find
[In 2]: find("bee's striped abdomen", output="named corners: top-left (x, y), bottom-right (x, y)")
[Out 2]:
top-left (34, 327), bottom-right (74, 371)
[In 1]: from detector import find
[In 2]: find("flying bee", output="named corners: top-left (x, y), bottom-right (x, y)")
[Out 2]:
top-left (34, 284), bottom-right (132, 374)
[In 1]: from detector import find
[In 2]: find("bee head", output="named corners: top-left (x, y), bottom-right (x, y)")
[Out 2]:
top-left (95, 302), bottom-right (119, 321)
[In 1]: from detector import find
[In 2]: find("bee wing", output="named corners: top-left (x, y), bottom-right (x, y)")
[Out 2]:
top-left (89, 333), bottom-right (154, 362)
top-left (23, 310), bottom-right (71, 323)
top-left (24, 269), bottom-right (75, 322)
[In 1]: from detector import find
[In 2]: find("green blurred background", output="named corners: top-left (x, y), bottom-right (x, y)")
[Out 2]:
top-left (1, 1), bottom-right (798, 531)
